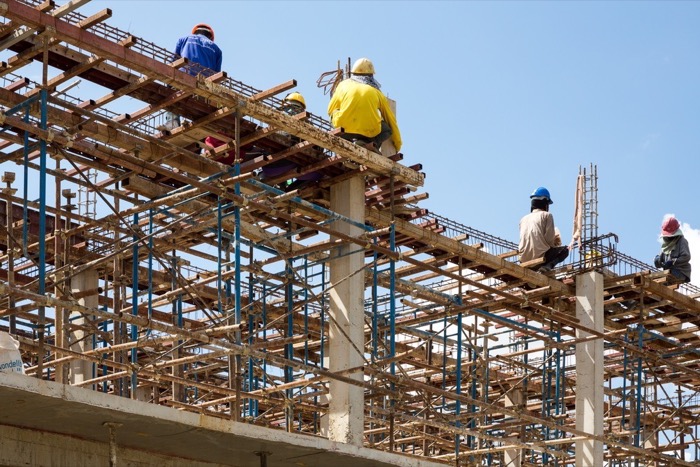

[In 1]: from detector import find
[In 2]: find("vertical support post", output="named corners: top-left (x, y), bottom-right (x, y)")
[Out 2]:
top-left (103, 422), bottom-right (122, 467)
top-left (285, 257), bottom-right (294, 430)
top-left (70, 269), bottom-right (98, 384)
top-left (36, 88), bottom-right (48, 379)
top-left (454, 312), bottom-right (463, 461)
top-left (504, 389), bottom-right (524, 467)
top-left (575, 271), bottom-right (604, 466)
top-left (130, 213), bottom-right (139, 397)
top-left (233, 111), bottom-right (243, 422)
top-left (380, 98), bottom-right (397, 156)
top-left (3, 172), bottom-right (17, 335)
top-left (371, 242), bottom-right (378, 362)
top-left (254, 451), bottom-right (270, 467)
top-left (110, 187), bottom-right (124, 397)
top-left (58, 189), bottom-right (75, 384)
top-left (171, 253), bottom-right (184, 403)
top-left (53, 173), bottom-right (64, 382)
top-left (328, 175), bottom-right (365, 445)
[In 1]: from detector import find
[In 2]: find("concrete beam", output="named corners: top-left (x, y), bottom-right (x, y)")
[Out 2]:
top-left (0, 373), bottom-right (442, 467)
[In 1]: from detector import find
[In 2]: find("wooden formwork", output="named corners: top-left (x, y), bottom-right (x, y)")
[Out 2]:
top-left (0, 1), bottom-right (698, 465)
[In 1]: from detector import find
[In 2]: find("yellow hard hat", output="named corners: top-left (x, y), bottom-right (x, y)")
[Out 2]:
top-left (351, 57), bottom-right (375, 75)
top-left (284, 92), bottom-right (306, 109)
top-left (192, 23), bottom-right (215, 41)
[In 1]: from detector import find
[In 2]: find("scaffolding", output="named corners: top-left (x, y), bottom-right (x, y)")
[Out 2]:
top-left (0, 1), bottom-right (699, 465)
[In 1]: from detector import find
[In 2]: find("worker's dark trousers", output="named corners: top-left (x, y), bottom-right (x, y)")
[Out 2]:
top-left (341, 121), bottom-right (392, 149)
top-left (669, 268), bottom-right (690, 284)
top-left (372, 121), bottom-right (392, 148)
top-left (543, 246), bottom-right (569, 269)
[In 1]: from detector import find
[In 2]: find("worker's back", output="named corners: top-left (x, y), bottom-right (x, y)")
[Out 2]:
top-left (175, 34), bottom-right (222, 76)
top-left (519, 209), bottom-right (556, 262)
top-left (328, 79), bottom-right (384, 138)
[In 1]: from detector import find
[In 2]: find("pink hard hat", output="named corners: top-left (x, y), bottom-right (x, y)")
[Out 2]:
top-left (660, 216), bottom-right (680, 237)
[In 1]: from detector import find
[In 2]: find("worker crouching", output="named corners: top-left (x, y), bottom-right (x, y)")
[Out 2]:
top-left (519, 187), bottom-right (569, 273)
top-left (327, 58), bottom-right (402, 155)
top-left (654, 216), bottom-right (691, 283)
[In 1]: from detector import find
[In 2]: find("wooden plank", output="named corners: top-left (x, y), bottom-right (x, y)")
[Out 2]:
top-left (251, 79), bottom-right (297, 102)
top-left (76, 8), bottom-right (111, 30)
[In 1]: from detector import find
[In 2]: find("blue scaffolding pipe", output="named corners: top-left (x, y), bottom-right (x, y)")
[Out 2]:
top-left (303, 257), bottom-right (309, 364)
top-left (217, 199), bottom-right (224, 315)
top-left (21, 110), bottom-right (31, 260)
top-left (402, 323), bottom-right (478, 351)
top-left (147, 209), bottom-right (154, 321)
top-left (247, 257), bottom-right (256, 418)
top-left (172, 254), bottom-right (183, 402)
top-left (469, 335), bottom-right (477, 450)
top-left (247, 178), bottom-right (373, 233)
top-left (389, 223), bottom-right (396, 378)
top-left (285, 259), bottom-right (294, 390)
top-left (372, 242), bottom-right (379, 362)
top-left (177, 288), bottom-right (183, 330)
top-left (373, 270), bottom-right (463, 307)
top-left (523, 334), bottom-right (530, 423)
top-left (441, 314), bottom-right (448, 410)
top-left (484, 344), bottom-right (492, 466)
top-left (634, 325), bottom-right (644, 459)
top-left (254, 280), bottom-right (268, 418)
top-left (101, 318), bottom-right (109, 393)
top-left (130, 213), bottom-right (139, 395)
top-left (554, 327), bottom-right (563, 443)
top-left (542, 345), bottom-right (552, 463)
top-left (319, 263), bottom-right (326, 367)
top-left (234, 117), bottom-right (243, 421)
top-left (4, 95), bottom-right (44, 328)
top-left (455, 312), bottom-right (463, 457)
top-left (3, 94), bottom-right (40, 117)
top-left (631, 325), bottom-right (700, 359)
top-left (473, 307), bottom-right (556, 338)
top-left (621, 334), bottom-right (629, 432)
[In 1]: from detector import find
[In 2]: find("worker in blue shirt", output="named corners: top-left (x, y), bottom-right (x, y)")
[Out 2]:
top-left (175, 23), bottom-right (222, 76)
top-left (161, 23), bottom-right (223, 131)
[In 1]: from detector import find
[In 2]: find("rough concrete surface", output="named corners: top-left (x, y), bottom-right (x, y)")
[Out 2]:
top-left (0, 373), bottom-right (443, 467)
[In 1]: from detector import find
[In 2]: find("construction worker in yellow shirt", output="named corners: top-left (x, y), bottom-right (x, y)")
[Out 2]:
top-left (327, 58), bottom-right (402, 154)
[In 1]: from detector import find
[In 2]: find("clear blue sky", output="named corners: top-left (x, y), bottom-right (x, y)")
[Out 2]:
top-left (88, 1), bottom-right (700, 272)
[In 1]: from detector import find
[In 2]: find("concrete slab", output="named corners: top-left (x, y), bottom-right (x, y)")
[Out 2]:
top-left (0, 373), bottom-right (444, 467)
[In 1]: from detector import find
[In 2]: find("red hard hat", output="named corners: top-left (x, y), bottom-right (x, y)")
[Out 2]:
top-left (192, 23), bottom-right (215, 41)
top-left (660, 216), bottom-right (680, 236)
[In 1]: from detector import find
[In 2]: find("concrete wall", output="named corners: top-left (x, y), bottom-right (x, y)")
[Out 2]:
top-left (0, 424), bottom-right (227, 467)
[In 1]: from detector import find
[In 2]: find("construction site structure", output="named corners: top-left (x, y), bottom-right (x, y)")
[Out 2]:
top-left (0, 1), bottom-right (699, 466)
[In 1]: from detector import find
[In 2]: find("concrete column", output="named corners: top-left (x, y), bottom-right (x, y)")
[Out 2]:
top-left (380, 98), bottom-right (397, 156)
top-left (328, 175), bottom-right (365, 446)
top-left (575, 271), bottom-right (604, 466)
top-left (70, 269), bottom-right (98, 384)
top-left (319, 348), bottom-right (330, 437)
top-left (504, 388), bottom-right (523, 467)
top-left (644, 428), bottom-right (658, 467)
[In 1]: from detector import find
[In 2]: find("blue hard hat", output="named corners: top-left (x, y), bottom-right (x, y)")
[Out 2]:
top-left (530, 186), bottom-right (553, 204)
